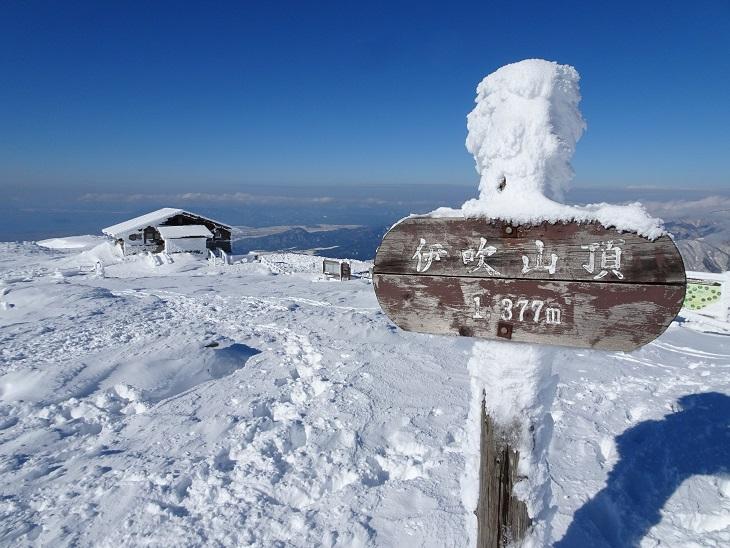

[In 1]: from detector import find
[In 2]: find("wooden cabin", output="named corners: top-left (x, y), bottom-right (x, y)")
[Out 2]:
top-left (102, 208), bottom-right (232, 256)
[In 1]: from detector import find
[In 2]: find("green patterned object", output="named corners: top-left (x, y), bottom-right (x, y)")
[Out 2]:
top-left (684, 282), bottom-right (722, 310)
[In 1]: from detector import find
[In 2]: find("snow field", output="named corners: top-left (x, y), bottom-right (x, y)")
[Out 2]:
top-left (550, 331), bottom-right (730, 547)
top-left (36, 236), bottom-right (108, 251)
top-left (1, 242), bottom-right (728, 546)
top-left (0, 245), bottom-right (469, 546)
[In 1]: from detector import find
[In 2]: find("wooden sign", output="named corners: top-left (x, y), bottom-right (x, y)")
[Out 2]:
top-left (373, 218), bottom-right (686, 351)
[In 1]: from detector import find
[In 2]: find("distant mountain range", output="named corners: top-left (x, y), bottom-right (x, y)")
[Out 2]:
top-left (232, 225), bottom-right (387, 260)
top-left (231, 198), bottom-right (730, 273)
top-left (667, 222), bottom-right (730, 273)
top-left (645, 197), bottom-right (730, 273)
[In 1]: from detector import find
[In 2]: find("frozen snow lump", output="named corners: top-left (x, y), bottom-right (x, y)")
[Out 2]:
top-left (465, 58), bottom-right (585, 202)
top-left (425, 58), bottom-right (664, 239)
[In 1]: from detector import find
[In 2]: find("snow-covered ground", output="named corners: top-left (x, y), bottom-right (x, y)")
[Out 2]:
top-left (36, 235), bottom-right (108, 251)
top-left (1, 241), bottom-right (729, 546)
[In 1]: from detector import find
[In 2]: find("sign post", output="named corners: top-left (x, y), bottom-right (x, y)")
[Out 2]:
top-left (373, 216), bottom-right (686, 546)
top-left (373, 58), bottom-right (688, 547)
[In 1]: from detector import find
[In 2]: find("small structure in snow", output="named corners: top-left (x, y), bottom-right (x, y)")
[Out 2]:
top-left (102, 208), bottom-right (232, 256)
top-left (322, 259), bottom-right (351, 281)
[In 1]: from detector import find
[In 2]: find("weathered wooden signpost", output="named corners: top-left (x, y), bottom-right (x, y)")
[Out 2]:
top-left (372, 58), bottom-right (688, 547)
top-left (373, 217), bottom-right (685, 546)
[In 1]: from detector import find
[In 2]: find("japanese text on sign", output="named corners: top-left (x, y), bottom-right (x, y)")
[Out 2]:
top-left (412, 236), bottom-right (626, 280)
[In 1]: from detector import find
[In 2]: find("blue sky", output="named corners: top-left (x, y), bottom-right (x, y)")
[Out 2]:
top-left (1, 1), bottom-right (728, 192)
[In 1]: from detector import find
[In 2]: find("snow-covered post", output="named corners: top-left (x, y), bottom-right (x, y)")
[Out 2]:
top-left (460, 60), bottom-right (585, 547)
top-left (208, 249), bottom-right (218, 266)
top-left (372, 57), bottom-right (676, 547)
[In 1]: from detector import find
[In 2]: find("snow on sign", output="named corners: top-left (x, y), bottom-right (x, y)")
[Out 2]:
top-left (373, 217), bottom-right (686, 351)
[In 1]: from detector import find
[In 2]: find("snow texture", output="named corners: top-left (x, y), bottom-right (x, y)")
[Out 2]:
top-left (430, 199), bottom-right (665, 241)
top-left (102, 208), bottom-right (187, 235)
top-left (36, 235), bottom-right (107, 251)
top-left (0, 241), bottom-right (728, 547)
top-left (466, 59), bottom-right (585, 203)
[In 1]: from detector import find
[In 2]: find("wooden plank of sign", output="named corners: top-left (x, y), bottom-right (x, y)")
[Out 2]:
top-left (373, 218), bottom-right (686, 351)
top-left (375, 218), bottom-right (685, 284)
top-left (374, 274), bottom-right (684, 350)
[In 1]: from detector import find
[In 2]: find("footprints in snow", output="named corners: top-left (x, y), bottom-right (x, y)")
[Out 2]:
top-left (183, 325), bottom-right (437, 535)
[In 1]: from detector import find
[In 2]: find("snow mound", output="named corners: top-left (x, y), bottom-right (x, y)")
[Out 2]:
top-left (37, 235), bottom-right (106, 250)
top-left (100, 336), bottom-right (262, 403)
top-left (75, 241), bottom-right (124, 266)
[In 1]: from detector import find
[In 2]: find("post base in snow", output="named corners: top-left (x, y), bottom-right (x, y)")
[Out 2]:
top-left (476, 396), bottom-right (531, 548)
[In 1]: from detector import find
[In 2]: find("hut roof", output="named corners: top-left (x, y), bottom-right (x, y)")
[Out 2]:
top-left (102, 208), bottom-right (231, 236)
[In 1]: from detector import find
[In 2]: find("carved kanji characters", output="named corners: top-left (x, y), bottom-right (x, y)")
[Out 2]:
top-left (582, 240), bottom-right (625, 280)
top-left (461, 237), bottom-right (501, 275)
top-left (522, 240), bottom-right (558, 275)
top-left (412, 238), bottom-right (448, 273)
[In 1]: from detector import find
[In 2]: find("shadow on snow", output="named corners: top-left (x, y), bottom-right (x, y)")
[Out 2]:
top-left (555, 392), bottom-right (730, 547)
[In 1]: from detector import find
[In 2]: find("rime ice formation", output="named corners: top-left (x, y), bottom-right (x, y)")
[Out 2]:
top-left (466, 59), bottom-right (585, 202)
top-left (428, 59), bottom-right (665, 240)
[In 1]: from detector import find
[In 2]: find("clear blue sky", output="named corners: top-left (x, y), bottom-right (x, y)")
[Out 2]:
top-left (1, 0), bottom-right (728, 192)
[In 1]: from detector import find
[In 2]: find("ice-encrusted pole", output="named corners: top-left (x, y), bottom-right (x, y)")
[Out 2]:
top-left (460, 59), bottom-right (585, 547)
